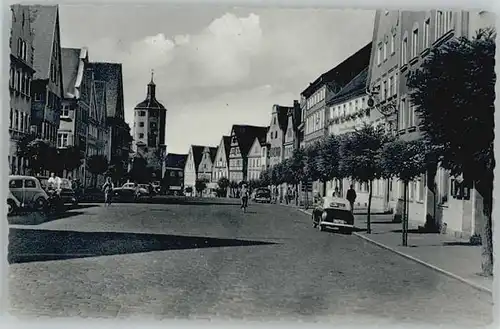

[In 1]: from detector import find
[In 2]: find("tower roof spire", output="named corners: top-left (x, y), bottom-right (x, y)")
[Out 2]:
top-left (149, 69), bottom-right (155, 85)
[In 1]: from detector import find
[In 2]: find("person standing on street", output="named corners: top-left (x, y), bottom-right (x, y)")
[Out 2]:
top-left (102, 177), bottom-right (114, 206)
top-left (346, 184), bottom-right (357, 213)
top-left (240, 184), bottom-right (249, 212)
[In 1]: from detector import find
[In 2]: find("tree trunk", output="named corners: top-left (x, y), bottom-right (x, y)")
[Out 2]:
top-left (367, 180), bottom-right (373, 234)
top-left (402, 181), bottom-right (408, 247)
top-left (304, 180), bottom-right (309, 209)
top-left (322, 181), bottom-right (327, 197)
top-left (478, 180), bottom-right (494, 276)
top-left (295, 184), bottom-right (299, 206)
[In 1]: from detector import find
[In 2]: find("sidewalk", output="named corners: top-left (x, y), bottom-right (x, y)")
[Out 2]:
top-left (297, 209), bottom-right (493, 295)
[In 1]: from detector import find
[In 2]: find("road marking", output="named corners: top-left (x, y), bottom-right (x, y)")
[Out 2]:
top-left (353, 232), bottom-right (493, 296)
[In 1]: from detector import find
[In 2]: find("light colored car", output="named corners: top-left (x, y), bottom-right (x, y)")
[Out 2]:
top-left (8, 175), bottom-right (49, 214)
top-left (113, 183), bottom-right (148, 200)
top-left (7, 190), bottom-right (21, 216)
top-left (312, 196), bottom-right (354, 234)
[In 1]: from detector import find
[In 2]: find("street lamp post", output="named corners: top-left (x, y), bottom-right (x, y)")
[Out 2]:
top-left (367, 86), bottom-right (410, 243)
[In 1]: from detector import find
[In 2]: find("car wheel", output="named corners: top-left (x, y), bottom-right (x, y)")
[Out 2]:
top-left (7, 199), bottom-right (16, 216)
top-left (35, 197), bottom-right (48, 212)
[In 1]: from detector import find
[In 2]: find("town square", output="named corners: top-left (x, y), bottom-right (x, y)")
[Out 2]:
top-left (5, 3), bottom-right (496, 327)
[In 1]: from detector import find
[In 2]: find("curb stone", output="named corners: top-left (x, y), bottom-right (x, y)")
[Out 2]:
top-left (354, 232), bottom-right (493, 295)
top-left (295, 208), bottom-right (492, 295)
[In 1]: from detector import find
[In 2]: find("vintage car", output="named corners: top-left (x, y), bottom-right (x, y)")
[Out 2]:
top-left (312, 196), bottom-right (355, 234)
top-left (7, 190), bottom-right (22, 216)
top-left (138, 184), bottom-right (153, 196)
top-left (8, 175), bottom-right (50, 214)
top-left (37, 176), bottom-right (78, 210)
top-left (151, 181), bottom-right (161, 194)
top-left (254, 188), bottom-right (271, 203)
top-left (113, 182), bottom-right (149, 200)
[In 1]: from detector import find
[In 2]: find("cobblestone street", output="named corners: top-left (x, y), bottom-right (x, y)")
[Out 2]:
top-left (8, 199), bottom-right (493, 326)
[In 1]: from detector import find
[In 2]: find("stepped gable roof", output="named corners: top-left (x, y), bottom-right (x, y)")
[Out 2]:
top-left (135, 72), bottom-right (166, 110)
top-left (91, 62), bottom-right (125, 118)
top-left (231, 125), bottom-right (269, 157)
top-left (60, 48), bottom-right (81, 97)
top-left (327, 67), bottom-right (369, 106)
top-left (209, 147), bottom-right (218, 163)
top-left (29, 5), bottom-right (59, 80)
top-left (302, 42), bottom-right (372, 99)
top-left (165, 153), bottom-right (188, 169)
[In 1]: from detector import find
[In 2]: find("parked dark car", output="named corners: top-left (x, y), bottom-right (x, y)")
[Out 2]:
top-left (312, 197), bottom-right (354, 234)
top-left (254, 188), bottom-right (271, 203)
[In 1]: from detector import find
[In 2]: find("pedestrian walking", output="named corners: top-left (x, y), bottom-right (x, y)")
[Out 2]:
top-left (240, 184), bottom-right (249, 212)
top-left (346, 184), bottom-right (357, 213)
top-left (102, 177), bottom-right (114, 206)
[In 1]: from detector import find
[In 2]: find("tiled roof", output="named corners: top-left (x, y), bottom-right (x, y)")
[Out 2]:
top-left (302, 42), bottom-right (372, 98)
top-left (327, 67), bottom-right (368, 106)
top-left (191, 145), bottom-right (206, 170)
top-left (231, 125), bottom-right (269, 157)
top-left (209, 147), bottom-right (218, 163)
top-left (291, 100), bottom-right (302, 129)
top-left (91, 62), bottom-right (125, 119)
top-left (135, 78), bottom-right (166, 110)
top-left (29, 5), bottom-right (58, 80)
top-left (94, 80), bottom-right (107, 122)
top-left (275, 105), bottom-right (290, 132)
top-left (222, 136), bottom-right (231, 163)
top-left (135, 98), bottom-right (165, 110)
top-left (61, 48), bottom-right (80, 97)
top-left (165, 153), bottom-right (188, 169)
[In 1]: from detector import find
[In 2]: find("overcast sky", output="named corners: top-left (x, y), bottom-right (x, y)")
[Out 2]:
top-left (58, 4), bottom-right (375, 154)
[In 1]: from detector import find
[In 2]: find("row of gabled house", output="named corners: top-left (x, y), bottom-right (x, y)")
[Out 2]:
top-left (8, 4), bottom-right (131, 186)
top-left (172, 9), bottom-right (495, 241)
top-left (295, 9), bottom-right (495, 241)
top-left (176, 103), bottom-right (302, 196)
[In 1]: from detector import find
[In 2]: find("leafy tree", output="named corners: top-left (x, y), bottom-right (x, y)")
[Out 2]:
top-left (127, 155), bottom-right (149, 183)
top-left (248, 179), bottom-right (262, 191)
top-left (285, 148), bottom-right (307, 206)
top-left (86, 154), bottom-right (109, 187)
top-left (317, 135), bottom-right (343, 193)
top-left (16, 135), bottom-right (53, 175)
top-left (217, 177), bottom-right (230, 197)
top-left (379, 139), bottom-right (429, 246)
top-left (195, 178), bottom-right (208, 196)
top-left (407, 28), bottom-right (495, 276)
top-left (259, 170), bottom-right (271, 187)
top-left (59, 146), bottom-right (84, 175)
top-left (304, 141), bottom-right (322, 190)
top-left (107, 155), bottom-right (127, 185)
top-left (339, 124), bottom-right (389, 233)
